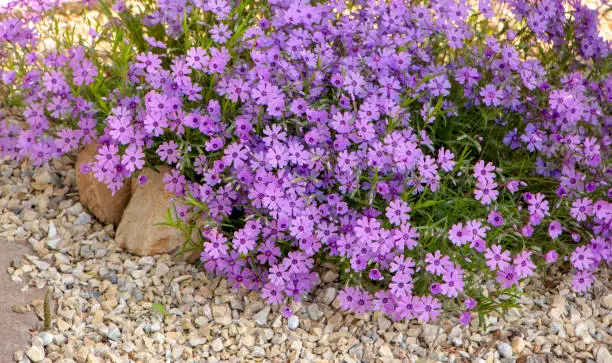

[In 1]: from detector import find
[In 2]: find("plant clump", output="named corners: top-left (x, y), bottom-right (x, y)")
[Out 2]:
top-left (1, 0), bottom-right (610, 325)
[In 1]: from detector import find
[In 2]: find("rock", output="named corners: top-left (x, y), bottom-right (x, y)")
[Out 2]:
top-left (155, 262), bottom-right (170, 277)
top-left (76, 143), bottom-right (132, 225)
top-left (212, 304), bottom-right (232, 326)
top-left (115, 167), bottom-right (190, 256)
top-left (308, 303), bottom-right (324, 321)
top-left (189, 337), bottom-right (207, 347)
top-left (33, 169), bottom-right (54, 185)
top-left (253, 306), bottom-right (270, 326)
top-left (602, 294), bottom-right (612, 310)
top-left (287, 315), bottom-right (299, 330)
top-left (252, 347), bottom-right (265, 357)
top-left (597, 346), bottom-right (612, 363)
top-left (321, 287), bottom-right (337, 305)
top-left (26, 256), bottom-right (50, 271)
top-left (26, 346), bottom-right (45, 362)
top-left (422, 324), bottom-right (441, 346)
top-left (322, 270), bottom-right (338, 283)
top-left (47, 221), bottom-right (57, 239)
top-left (348, 344), bottom-right (363, 359)
top-left (498, 343), bottom-right (513, 358)
top-left (38, 332), bottom-right (54, 346)
top-left (511, 336), bottom-right (526, 354)
top-left (517, 355), bottom-right (545, 363)
top-left (211, 338), bottom-right (224, 352)
top-left (46, 237), bottom-right (61, 250)
top-left (379, 343), bottom-right (393, 357)
top-left (242, 335), bottom-right (255, 348)
top-left (74, 212), bottom-right (92, 225)
top-left (105, 325), bottom-right (122, 341)
top-left (448, 325), bottom-right (463, 347)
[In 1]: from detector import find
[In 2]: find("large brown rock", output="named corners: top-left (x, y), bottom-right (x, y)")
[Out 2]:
top-left (115, 166), bottom-right (188, 256)
top-left (75, 143), bottom-right (132, 225)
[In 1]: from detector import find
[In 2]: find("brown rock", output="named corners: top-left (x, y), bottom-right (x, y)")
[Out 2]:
top-left (115, 166), bottom-right (188, 256)
top-left (75, 143), bottom-right (132, 225)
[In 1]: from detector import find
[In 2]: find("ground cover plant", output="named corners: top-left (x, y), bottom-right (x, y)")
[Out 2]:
top-left (1, 0), bottom-right (610, 327)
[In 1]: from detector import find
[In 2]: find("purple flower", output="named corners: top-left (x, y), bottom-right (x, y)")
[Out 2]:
top-left (459, 311), bottom-right (472, 325)
top-left (464, 297), bottom-right (477, 310)
top-left (386, 199), bottom-right (411, 226)
top-left (514, 251), bottom-right (536, 278)
top-left (440, 267), bottom-right (465, 298)
top-left (487, 211), bottom-right (505, 227)
top-left (202, 229), bottom-right (229, 259)
top-left (480, 84), bottom-right (502, 106)
top-left (281, 306), bottom-right (293, 318)
top-left (544, 250), bottom-right (558, 264)
top-left (484, 245), bottom-right (511, 271)
top-left (572, 271), bottom-right (594, 293)
top-left (448, 223), bottom-right (472, 246)
top-left (369, 268), bottom-right (383, 281)
top-left (414, 295), bottom-right (442, 323)
top-left (496, 265), bottom-right (520, 288)
top-left (425, 251), bottom-right (452, 276)
top-left (548, 221), bottom-right (563, 238)
top-left (571, 246), bottom-right (595, 271)
top-left (570, 198), bottom-right (593, 222)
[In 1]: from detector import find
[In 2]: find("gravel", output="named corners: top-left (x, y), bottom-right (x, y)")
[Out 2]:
top-left (1, 156), bottom-right (611, 362)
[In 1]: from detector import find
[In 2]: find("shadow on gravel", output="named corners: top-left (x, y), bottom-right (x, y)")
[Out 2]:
top-left (0, 238), bottom-right (44, 361)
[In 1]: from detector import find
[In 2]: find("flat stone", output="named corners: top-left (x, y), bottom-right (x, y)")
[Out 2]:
top-left (74, 212), bottom-right (92, 225)
top-left (498, 343), bottom-right (513, 358)
top-left (253, 306), bottom-right (270, 326)
top-left (26, 346), bottom-right (45, 362)
top-left (211, 338), bottom-right (224, 352)
top-left (597, 346), bottom-right (612, 363)
top-left (155, 262), bottom-right (170, 277)
top-left (189, 337), bottom-right (207, 347)
top-left (288, 315), bottom-right (299, 330)
top-left (212, 304), bottom-right (232, 326)
top-left (602, 294), bottom-right (612, 310)
top-left (252, 347), bottom-right (265, 357)
top-left (379, 343), bottom-right (393, 357)
top-left (38, 332), bottom-right (53, 346)
top-left (511, 336), bottom-right (526, 354)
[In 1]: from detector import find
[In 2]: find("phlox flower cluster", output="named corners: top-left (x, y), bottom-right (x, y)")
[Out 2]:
top-left (0, 0), bottom-right (610, 324)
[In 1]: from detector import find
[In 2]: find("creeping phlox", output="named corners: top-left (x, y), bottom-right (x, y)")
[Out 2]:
top-left (0, 0), bottom-right (610, 324)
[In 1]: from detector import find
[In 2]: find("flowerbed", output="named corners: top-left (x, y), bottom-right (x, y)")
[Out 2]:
top-left (1, 0), bottom-right (610, 326)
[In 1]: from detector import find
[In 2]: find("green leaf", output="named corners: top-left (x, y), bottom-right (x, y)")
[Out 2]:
top-left (151, 303), bottom-right (167, 315)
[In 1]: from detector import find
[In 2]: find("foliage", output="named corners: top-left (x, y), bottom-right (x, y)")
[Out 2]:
top-left (1, 0), bottom-right (610, 325)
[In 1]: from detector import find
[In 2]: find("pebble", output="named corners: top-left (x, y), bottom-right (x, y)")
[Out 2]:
top-left (25, 346), bottom-right (45, 362)
top-left (211, 338), bottom-right (224, 352)
top-left (307, 303), bottom-right (324, 321)
top-left (154, 263), bottom-right (170, 277)
top-left (189, 337), bottom-right (207, 347)
top-left (252, 346), bottom-right (265, 357)
top-left (498, 343), bottom-right (513, 358)
top-left (253, 306), bottom-right (270, 326)
top-left (287, 315), bottom-right (299, 330)
top-left (212, 305), bottom-right (232, 326)
top-left (379, 343), bottom-right (393, 357)
top-left (74, 212), bottom-right (92, 225)
top-left (597, 347), bottom-right (612, 363)
top-left (511, 336), bottom-right (526, 354)
top-left (105, 326), bottom-right (122, 341)
top-left (602, 294), bottom-right (612, 310)
top-left (37, 332), bottom-right (54, 347)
